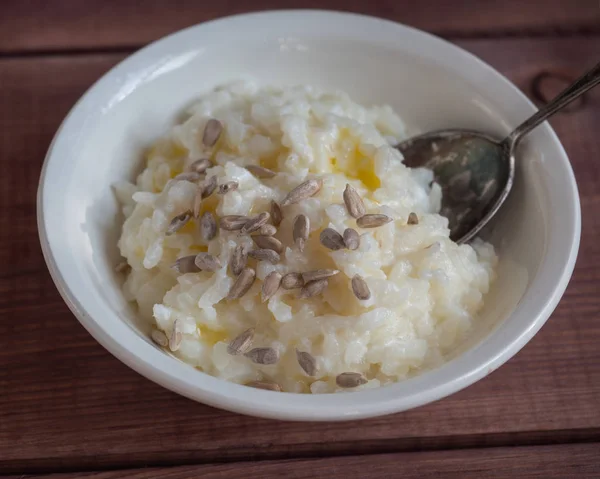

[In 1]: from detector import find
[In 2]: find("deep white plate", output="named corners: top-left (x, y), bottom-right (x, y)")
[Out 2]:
top-left (38, 10), bottom-right (580, 421)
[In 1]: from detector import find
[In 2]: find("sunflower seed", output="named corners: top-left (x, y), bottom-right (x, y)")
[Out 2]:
top-left (151, 329), bottom-right (168, 347)
top-left (281, 272), bottom-right (304, 290)
top-left (218, 181), bottom-right (239, 195)
top-left (257, 224), bottom-right (277, 236)
top-left (281, 178), bottom-right (323, 206)
top-left (168, 319), bottom-right (183, 351)
top-left (240, 212), bottom-right (270, 235)
top-left (199, 212), bottom-right (217, 241)
top-left (202, 118), bottom-right (223, 147)
top-left (356, 214), bottom-right (393, 228)
top-left (246, 380), bottom-right (282, 392)
top-left (246, 165), bottom-right (277, 178)
top-left (293, 214), bottom-right (309, 252)
top-left (227, 267), bottom-right (256, 299)
top-left (174, 171), bottom-right (202, 182)
top-left (302, 269), bottom-right (339, 283)
top-left (220, 215), bottom-right (251, 231)
top-left (296, 350), bottom-right (318, 376)
top-left (227, 328), bottom-right (255, 355)
top-left (115, 261), bottom-right (130, 273)
top-left (171, 255), bottom-right (201, 274)
top-left (245, 347), bottom-right (279, 365)
top-left (319, 228), bottom-right (345, 250)
top-left (253, 235), bottom-right (283, 253)
top-left (188, 158), bottom-right (212, 174)
top-left (248, 248), bottom-right (280, 264)
top-left (299, 278), bottom-right (328, 298)
top-left (336, 372), bottom-right (367, 388)
top-left (351, 274), bottom-right (371, 300)
top-left (343, 183), bottom-right (366, 218)
top-left (262, 271), bottom-right (282, 302)
top-left (193, 187), bottom-right (203, 218)
top-left (194, 252), bottom-right (222, 272)
top-left (407, 212), bottom-right (419, 225)
top-left (343, 228), bottom-right (360, 250)
top-left (201, 175), bottom-right (218, 198)
top-left (230, 245), bottom-right (248, 276)
top-left (166, 211), bottom-right (192, 235)
top-left (270, 200), bottom-right (283, 226)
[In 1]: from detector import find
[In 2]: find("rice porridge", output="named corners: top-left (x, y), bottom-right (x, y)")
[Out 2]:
top-left (115, 82), bottom-right (497, 393)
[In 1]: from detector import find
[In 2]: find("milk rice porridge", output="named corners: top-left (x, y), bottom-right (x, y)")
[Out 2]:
top-left (115, 81), bottom-right (497, 393)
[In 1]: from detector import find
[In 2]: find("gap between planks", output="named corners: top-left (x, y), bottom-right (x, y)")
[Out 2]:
top-left (2, 442), bottom-right (600, 478)
top-left (1, 428), bottom-right (600, 476)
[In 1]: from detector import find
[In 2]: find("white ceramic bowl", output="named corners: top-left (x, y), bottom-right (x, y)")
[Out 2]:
top-left (38, 10), bottom-right (580, 421)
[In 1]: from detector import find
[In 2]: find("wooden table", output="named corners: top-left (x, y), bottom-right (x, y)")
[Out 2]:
top-left (1, 2), bottom-right (599, 477)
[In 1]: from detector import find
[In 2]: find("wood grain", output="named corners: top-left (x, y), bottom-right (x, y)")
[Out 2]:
top-left (0, 0), bottom-right (598, 53)
top-left (0, 37), bottom-right (599, 474)
top-left (3, 443), bottom-right (600, 478)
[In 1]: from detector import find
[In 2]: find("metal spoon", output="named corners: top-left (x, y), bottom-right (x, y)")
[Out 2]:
top-left (397, 61), bottom-right (600, 244)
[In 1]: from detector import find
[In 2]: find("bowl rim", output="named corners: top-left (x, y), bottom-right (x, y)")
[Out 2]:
top-left (37, 9), bottom-right (581, 421)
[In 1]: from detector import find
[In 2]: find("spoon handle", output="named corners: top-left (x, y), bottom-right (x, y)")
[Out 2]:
top-left (505, 61), bottom-right (600, 147)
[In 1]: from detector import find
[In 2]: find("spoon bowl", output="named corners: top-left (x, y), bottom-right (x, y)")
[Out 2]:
top-left (398, 61), bottom-right (600, 244)
top-left (398, 130), bottom-right (513, 243)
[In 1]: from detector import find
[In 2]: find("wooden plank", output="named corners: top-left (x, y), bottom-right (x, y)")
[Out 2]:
top-left (3, 443), bottom-right (600, 478)
top-left (0, 37), bottom-right (599, 473)
top-left (0, 0), bottom-right (598, 53)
